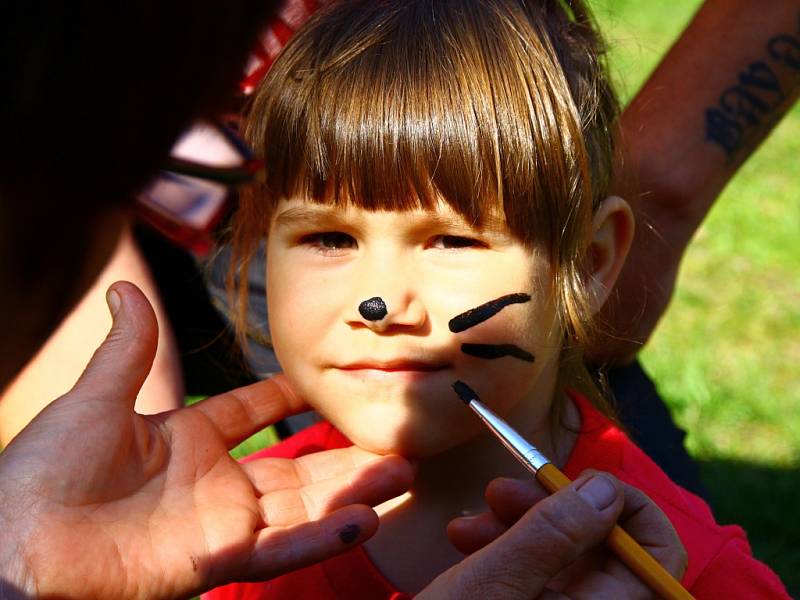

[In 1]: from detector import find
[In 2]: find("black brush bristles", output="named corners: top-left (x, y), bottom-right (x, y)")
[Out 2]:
top-left (452, 380), bottom-right (479, 405)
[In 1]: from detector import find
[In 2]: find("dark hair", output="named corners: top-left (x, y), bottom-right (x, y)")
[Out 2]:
top-left (0, 0), bottom-right (276, 388)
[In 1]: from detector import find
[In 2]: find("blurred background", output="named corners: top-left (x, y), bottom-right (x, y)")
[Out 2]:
top-left (592, 0), bottom-right (800, 594)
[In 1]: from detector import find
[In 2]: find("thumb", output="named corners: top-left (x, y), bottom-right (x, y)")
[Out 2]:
top-left (70, 281), bottom-right (158, 409)
top-left (421, 474), bottom-right (624, 599)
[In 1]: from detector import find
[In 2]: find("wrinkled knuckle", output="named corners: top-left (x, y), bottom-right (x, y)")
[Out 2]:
top-left (299, 488), bottom-right (322, 520)
top-left (385, 464), bottom-right (413, 494)
top-left (462, 563), bottom-right (530, 600)
top-left (266, 537), bottom-right (303, 580)
top-left (491, 578), bottom-right (532, 600)
top-left (538, 501), bottom-right (584, 548)
top-left (539, 590), bottom-right (570, 600)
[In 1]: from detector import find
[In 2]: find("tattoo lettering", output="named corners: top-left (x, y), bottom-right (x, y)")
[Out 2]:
top-left (768, 34), bottom-right (800, 70)
top-left (738, 60), bottom-right (784, 94)
top-left (705, 19), bottom-right (800, 158)
top-left (720, 80), bottom-right (777, 126)
top-left (706, 108), bottom-right (744, 156)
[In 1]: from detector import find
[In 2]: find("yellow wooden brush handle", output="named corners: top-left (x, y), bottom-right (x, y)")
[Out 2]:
top-left (536, 463), bottom-right (695, 600)
top-left (536, 461), bottom-right (573, 491)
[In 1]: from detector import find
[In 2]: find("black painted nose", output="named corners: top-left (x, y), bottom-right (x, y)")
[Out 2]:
top-left (358, 297), bottom-right (388, 321)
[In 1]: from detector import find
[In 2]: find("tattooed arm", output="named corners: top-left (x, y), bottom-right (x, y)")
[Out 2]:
top-left (589, 0), bottom-right (800, 365)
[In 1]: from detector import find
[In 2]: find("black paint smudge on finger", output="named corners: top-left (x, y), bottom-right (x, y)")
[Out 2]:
top-left (338, 523), bottom-right (361, 544)
top-left (461, 343), bottom-right (535, 363)
top-left (448, 293), bottom-right (531, 333)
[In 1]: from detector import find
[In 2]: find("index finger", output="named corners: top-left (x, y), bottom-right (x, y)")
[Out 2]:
top-left (189, 374), bottom-right (308, 449)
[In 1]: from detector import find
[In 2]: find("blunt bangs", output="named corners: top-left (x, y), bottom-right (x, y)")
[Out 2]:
top-left (244, 0), bottom-right (605, 252)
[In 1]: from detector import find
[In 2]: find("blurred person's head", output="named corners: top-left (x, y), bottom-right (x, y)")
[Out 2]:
top-left (1, 0), bottom-right (278, 388)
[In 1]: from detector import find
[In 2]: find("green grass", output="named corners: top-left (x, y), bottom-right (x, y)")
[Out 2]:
top-left (185, 395), bottom-right (280, 459)
top-left (229, 426), bottom-right (280, 460)
top-left (593, 1), bottom-right (800, 595)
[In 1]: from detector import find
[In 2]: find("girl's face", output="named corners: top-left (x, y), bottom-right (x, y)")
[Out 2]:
top-left (267, 197), bottom-right (564, 457)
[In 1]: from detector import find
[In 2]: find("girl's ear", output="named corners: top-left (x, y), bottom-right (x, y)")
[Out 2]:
top-left (586, 195), bottom-right (634, 314)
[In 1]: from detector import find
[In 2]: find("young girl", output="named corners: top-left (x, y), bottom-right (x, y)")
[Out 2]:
top-left (209, 0), bottom-right (788, 597)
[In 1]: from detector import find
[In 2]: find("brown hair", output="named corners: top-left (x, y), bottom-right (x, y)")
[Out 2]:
top-left (231, 0), bottom-right (618, 403)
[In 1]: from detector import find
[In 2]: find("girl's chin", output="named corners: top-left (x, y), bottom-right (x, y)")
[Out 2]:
top-left (336, 420), bottom-right (478, 458)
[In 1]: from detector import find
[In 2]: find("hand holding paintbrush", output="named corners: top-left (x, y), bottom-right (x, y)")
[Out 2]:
top-left (453, 380), bottom-right (695, 600)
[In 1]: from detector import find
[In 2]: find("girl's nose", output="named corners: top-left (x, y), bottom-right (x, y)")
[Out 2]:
top-left (349, 294), bottom-right (427, 333)
top-left (358, 297), bottom-right (388, 321)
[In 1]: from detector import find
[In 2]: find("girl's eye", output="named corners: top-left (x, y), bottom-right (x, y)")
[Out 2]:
top-left (429, 235), bottom-right (486, 250)
top-left (300, 232), bottom-right (357, 254)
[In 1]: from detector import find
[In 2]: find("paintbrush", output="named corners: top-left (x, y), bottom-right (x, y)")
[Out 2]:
top-left (452, 380), bottom-right (694, 600)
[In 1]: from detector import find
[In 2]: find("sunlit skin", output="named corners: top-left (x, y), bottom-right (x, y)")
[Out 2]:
top-left (266, 198), bottom-right (568, 460)
top-left (266, 197), bottom-right (588, 591)
top-left (266, 195), bottom-right (632, 591)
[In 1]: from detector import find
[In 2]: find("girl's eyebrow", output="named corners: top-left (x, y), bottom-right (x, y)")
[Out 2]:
top-left (273, 204), bottom-right (508, 233)
top-left (425, 212), bottom-right (507, 234)
top-left (273, 205), bottom-right (351, 228)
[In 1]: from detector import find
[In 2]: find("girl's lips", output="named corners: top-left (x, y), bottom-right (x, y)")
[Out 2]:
top-left (336, 361), bottom-right (450, 381)
top-left (339, 360), bottom-right (449, 372)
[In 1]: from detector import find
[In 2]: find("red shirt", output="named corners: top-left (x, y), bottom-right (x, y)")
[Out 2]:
top-left (205, 394), bottom-right (789, 599)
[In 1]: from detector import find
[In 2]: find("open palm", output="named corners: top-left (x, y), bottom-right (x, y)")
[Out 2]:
top-left (0, 282), bottom-right (412, 599)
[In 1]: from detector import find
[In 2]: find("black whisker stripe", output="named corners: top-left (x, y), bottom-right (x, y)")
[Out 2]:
top-left (461, 343), bottom-right (535, 363)
top-left (448, 293), bottom-right (531, 333)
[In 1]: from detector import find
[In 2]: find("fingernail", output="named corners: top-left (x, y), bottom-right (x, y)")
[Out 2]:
top-left (576, 475), bottom-right (616, 510)
top-left (454, 513), bottom-right (480, 521)
top-left (106, 289), bottom-right (121, 316)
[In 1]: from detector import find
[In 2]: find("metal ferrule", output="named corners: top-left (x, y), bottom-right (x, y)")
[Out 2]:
top-left (468, 399), bottom-right (551, 472)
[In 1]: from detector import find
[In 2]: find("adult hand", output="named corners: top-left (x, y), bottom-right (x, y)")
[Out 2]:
top-left (0, 281), bottom-right (413, 599)
top-left (421, 472), bottom-right (686, 598)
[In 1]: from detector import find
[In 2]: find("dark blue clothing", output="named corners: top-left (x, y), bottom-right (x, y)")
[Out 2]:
top-left (608, 361), bottom-right (708, 499)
